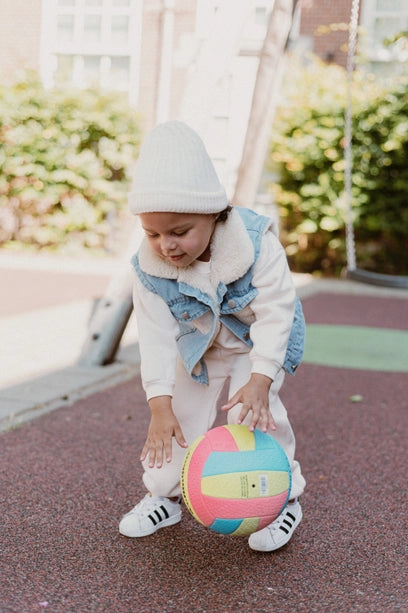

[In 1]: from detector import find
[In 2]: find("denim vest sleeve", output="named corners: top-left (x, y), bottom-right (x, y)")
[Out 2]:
top-left (283, 297), bottom-right (305, 376)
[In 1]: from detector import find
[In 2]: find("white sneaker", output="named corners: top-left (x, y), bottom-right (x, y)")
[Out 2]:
top-left (119, 494), bottom-right (182, 537)
top-left (248, 499), bottom-right (302, 552)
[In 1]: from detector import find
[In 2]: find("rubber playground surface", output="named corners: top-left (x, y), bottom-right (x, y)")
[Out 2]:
top-left (1, 290), bottom-right (407, 613)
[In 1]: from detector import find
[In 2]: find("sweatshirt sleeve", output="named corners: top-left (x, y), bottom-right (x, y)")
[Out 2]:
top-left (248, 230), bottom-right (296, 381)
top-left (132, 271), bottom-right (179, 400)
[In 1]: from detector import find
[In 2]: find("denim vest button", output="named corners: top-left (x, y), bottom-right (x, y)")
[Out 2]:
top-left (228, 299), bottom-right (236, 308)
top-left (244, 332), bottom-right (250, 341)
top-left (181, 311), bottom-right (190, 320)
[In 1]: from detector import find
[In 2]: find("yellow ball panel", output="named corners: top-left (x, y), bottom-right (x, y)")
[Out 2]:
top-left (231, 517), bottom-right (260, 536)
top-left (201, 471), bottom-right (289, 499)
top-left (180, 434), bottom-right (206, 524)
top-left (226, 424), bottom-right (256, 451)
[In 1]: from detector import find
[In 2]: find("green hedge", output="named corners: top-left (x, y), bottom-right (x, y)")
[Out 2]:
top-left (0, 74), bottom-right (141, 254)
top-left (268, 59), bottom-right (408, 276)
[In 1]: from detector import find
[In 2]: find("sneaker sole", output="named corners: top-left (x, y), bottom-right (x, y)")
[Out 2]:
top-left (119, 511), bottom-right (182, 538)
top-left (248, 506), bottom-right (303, 552)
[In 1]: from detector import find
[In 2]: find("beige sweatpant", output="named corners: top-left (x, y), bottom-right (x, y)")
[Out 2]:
top-left (142, 327), bottom-right (306, 500)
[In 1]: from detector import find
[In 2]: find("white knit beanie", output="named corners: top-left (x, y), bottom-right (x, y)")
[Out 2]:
top-left (129, 121), bottom-right (228, 215)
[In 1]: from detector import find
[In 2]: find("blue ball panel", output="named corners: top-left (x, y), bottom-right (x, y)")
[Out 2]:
top-left (253, 429), bottom-right (278, 449)
top-left (210, 518), bottom-right (243, 534)
top-left (202, 449), bottom-right (290, 477)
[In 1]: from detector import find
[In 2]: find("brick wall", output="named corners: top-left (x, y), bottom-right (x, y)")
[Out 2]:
top-left (299, 0), bottom-right (353, 68)
top-left (0, 0), bottom-right (42, 80)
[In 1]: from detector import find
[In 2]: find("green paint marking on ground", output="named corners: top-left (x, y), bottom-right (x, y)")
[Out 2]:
top-left (303, 325), bottom-right (408, 372)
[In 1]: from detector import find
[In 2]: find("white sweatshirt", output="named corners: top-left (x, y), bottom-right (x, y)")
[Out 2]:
top-left (132, 223), bottom-right (296, 400)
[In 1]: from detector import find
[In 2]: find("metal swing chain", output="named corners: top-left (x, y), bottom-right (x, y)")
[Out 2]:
top-left (344, 0), bottom-right (360, 272)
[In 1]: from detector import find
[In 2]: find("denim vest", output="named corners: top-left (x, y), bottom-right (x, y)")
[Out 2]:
top-left (132, 207), bottom-right (305, 385)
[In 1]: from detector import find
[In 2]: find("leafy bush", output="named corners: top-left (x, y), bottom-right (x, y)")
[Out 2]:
top-left (0, 74), bottom-right (141, 254)
top-left (268, 59), bottom-right (408, 276)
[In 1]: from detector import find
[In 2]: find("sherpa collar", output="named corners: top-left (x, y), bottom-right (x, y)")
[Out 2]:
top-left (137, 207), bottom-right (259, 293)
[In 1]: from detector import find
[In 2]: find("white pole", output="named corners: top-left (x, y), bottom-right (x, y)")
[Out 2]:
top-left (344, 0), bottom-right (360, 272)
top-left (156, 0), bottom-right (175, 124)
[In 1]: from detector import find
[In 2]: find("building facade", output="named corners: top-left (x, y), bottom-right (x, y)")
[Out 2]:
top-left (0, 0), bottom-right (406, 194)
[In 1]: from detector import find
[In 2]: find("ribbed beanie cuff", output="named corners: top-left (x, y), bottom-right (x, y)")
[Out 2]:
top-left (129, 121), bottom-right (228, 215)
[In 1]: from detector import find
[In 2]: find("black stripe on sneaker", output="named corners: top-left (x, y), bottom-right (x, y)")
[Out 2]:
top-left (147, 504), bottom-right (171, 527)
top-left (160, 505), bottom-right (170, 519)
top-left (279, 510), bottom-right (296, 534)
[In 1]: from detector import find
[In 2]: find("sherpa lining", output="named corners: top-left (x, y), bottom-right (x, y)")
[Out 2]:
top-left (137, 208), bottom-right (272, 298)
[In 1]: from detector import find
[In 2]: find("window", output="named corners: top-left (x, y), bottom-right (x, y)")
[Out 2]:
top-left (84, 14), bottom-right (102, 43)
top-left (361, 0), bottom-right (408, 63)
top-left (56, 54), bottom-right (74, 80)
top-left (254, 6), bottom-right (267, 26)
top-left (109, 56), bottom-right (130, 89)
top-left (373, 17), bottom-right (401, 47)
top-left (83, 55), bottom-right (101, 83)
top-left (111, 14), bottom-right (129, 44)
top-left (376, 0), bottom-right (403, 10)
top-left (57, 14), bottom-right (75, 42)
top-left (241, 3), bottom-right (271, 55)
top-left (41, 0), bottom-right (142, 102)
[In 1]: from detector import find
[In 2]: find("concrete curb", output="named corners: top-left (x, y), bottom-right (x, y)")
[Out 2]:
top-left (0, 345), bottom-right (140, 433)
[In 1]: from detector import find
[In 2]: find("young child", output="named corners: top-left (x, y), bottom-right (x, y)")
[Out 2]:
top-left (119, 120), bottom-right (306, 552)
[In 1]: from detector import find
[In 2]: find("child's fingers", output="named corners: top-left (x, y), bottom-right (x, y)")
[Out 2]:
top-left (268, 413), bottom-right (277, 431)
top-left (221, 391), bottom-right (241, 411)
top-left (254, 409), bottom-right (276, 433)
top-left (164, 437), bottom-right (173, 464)
top-left (150, 442), bottom-right (163, 468)
top-left (236, 402), bottom-right (251, 426)
top-left (140, 443), bottom-right (149, 462)
top-left (253, 409), bottom-right (268, 433)
top-left (237, 405), bottom-right (277, 433)
top-left (248, 411), bottom-right (259, 432)
top-left (174, 427), bottom-right (188, 450)
top-left (140, 440), bottom-right (164, 468)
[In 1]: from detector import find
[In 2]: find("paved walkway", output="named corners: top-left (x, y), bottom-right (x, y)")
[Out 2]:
top-left (1, 253), bottom-right (407, 612)
top-left (0, 252), bottom-right (140, 431)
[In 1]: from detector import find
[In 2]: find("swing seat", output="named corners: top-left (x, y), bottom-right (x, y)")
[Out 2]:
top-left (347, 268), bottom-right (408, 289)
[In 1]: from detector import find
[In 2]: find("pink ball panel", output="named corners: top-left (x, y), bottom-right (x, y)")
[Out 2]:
top-left (205, 426), bottom-right (239, 452)
top-left (185, 438), bottom-right (214, 526)
top-left (202, 490), bottom-right (288, 521)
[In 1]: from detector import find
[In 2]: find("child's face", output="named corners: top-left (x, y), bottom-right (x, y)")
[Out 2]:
top-left (140, 212), bottom-right (218, 267)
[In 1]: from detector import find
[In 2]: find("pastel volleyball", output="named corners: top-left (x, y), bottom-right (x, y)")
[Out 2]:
top-left (180, 424), bottom-right (291, 536)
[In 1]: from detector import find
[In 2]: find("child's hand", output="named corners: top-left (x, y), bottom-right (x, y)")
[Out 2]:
top-left (141, 397), bottom-right (188, 468)
top-left (221, 373), bottom-right (276, 433)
